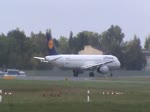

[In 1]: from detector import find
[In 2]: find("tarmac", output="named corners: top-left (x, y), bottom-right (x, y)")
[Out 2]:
top-left (2, 75), bottom-right (149, 84)
top-left (16, 76), bottom-right (96, 81)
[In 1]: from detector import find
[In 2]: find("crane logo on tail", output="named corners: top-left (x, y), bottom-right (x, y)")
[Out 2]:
top-left (48, 39), bottom-right (54, 49)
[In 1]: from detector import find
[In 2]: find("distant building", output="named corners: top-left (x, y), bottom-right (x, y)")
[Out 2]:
top-left (78, 45), bottom-right (103, 55)
top-left (143, 50), bottom-right (150, 70)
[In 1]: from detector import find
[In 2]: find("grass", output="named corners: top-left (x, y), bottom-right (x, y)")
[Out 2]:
top-left (0, 77), bottom-right (150, 112)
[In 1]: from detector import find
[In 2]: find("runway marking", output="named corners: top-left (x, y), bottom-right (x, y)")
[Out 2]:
top-left (101, 91), bottom-right (124, 95)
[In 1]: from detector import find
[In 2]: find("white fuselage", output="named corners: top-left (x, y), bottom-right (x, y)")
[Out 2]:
top-left (45, 55), bottom-right (120, 70)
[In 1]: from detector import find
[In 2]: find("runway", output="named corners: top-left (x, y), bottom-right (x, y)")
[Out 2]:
top-left (1, 69), bottom-right (150, 83)
top-left (4, 75), bottom-right (150, 84)
top-left (16, 76), bottom-right (96, 81)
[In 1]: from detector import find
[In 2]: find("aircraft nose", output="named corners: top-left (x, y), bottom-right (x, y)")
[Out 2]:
top-left (113, 56), bottom-right (121, 68)
top-left (117, 60), bottom-right (121, 67)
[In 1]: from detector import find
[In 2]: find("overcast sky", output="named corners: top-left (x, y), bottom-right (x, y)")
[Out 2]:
top-left (0, 0), bottom-right (150, 47)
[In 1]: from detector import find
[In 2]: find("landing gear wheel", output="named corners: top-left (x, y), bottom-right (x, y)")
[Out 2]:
top-left (110, 71), bottom-right (113, 77)
top-left (89, 72), bottom-right (94, 77)
top-left (73, 70), bottom-right (78, 77)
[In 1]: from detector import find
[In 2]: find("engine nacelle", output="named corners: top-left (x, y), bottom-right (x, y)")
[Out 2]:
top-left (97, 66), bottom-right (109, 74)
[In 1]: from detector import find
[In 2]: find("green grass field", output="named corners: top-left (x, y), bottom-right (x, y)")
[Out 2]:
top-left (0, 77), bottom-right (150, 112)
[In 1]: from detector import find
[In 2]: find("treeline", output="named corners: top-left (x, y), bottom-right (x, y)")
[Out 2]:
top-left (0, 25), bottom-right (147, 70)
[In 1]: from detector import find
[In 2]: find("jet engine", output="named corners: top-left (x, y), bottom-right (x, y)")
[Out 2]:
top-left (97, 65), bottom-right (109, 74)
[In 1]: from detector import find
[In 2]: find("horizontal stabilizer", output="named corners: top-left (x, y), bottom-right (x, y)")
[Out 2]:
top-left (34, 57), bottom-right (48, 63)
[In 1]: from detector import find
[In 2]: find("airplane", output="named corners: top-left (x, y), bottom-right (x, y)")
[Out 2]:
top-left (34, 31), bottom-right (121, 77)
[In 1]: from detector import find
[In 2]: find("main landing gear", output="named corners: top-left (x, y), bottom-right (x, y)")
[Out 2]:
top-left (73, 70), bottom-right (95, 77)
top-left (89, 72), bottom-right (94, 77)
top-left (73, 70), bottom-right (78, 77)
top-left (73, 70), bottom-right (113, 77)
top-left (110, 70), bottom-right (113, 77)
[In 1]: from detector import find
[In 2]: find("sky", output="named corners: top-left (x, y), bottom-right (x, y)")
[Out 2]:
top-left (0, 0), bottom-right (150, 47)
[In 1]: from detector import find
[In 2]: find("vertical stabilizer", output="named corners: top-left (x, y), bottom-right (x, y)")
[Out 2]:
top-left (46, 31), bottom-right (58, 55)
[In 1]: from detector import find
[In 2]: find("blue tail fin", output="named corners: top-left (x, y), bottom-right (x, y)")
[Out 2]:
top-left (46, 31), bottom-right (58, 55)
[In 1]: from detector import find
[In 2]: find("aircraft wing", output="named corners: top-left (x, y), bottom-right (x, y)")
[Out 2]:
top-left (34, 57), bottom-right (48, 63)
top-left (81, 60), bottom-right (113, 70)
top-left (34, 56), bottom-right (61, 62)
top-left (46, 56), bottom-right (61, 62)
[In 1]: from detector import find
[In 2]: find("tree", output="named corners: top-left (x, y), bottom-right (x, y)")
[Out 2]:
top-left (0, 27), bottom-right (147, 70)
top-left (7, 29), bottom-right (27, 69)
top-left (144, 35), bottom-right (150, 50)
top-left (124, 35), bottom-right (146, 70)
top-left (57, 36), bottom-right (70, 54)
top-left (0, 34), bottom-right (9, 68)
top-left (30, 31), bottom-right (47, 56)
top-left (30, 31), bottom-right (50, 69)
top-left (100, 25), bottom-right (124, 53)
top-left (74, 31), bottom-right (100, 53)
top-left (68, 31), bottom-right (75, 54)
top-left (99, 25), bottom-right (124, 68)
